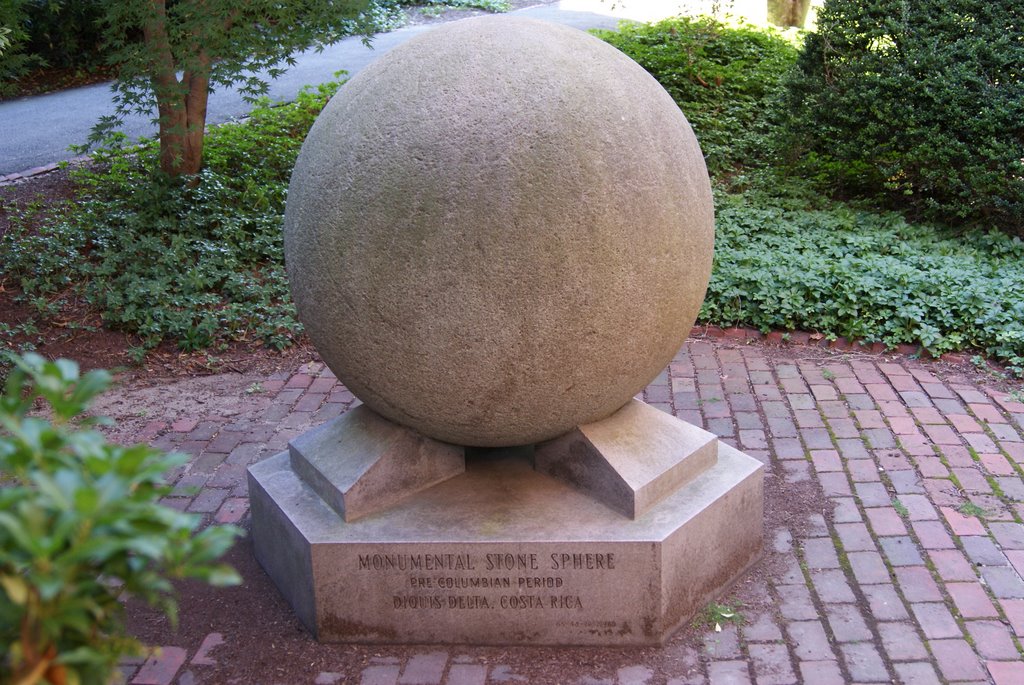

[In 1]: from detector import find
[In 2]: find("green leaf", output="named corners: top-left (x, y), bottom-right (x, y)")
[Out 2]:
top-left (0, 510), bottom-right (40, 554)
top-left (0, 574), bottom-right (29, 605)
top-left (54, 358), bottom-right (80, 383)
top-left (203, 565), bottom-right (243, 587)
top-left (0, 352), bottom-right (241, 685)
top-left (73, 486), bottom-right (100, 515)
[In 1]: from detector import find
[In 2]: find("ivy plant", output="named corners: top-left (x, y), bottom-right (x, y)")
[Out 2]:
top-left (1, 81), bottom-right (344, 354)
top-left (703, 193), bottom-right (1024, 375)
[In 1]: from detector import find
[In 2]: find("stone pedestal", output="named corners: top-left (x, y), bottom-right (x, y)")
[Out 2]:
top-left (248, 402), bottom-right (763, 646)
top-left (535, 400), bottom-right (719, 519)
top-left (289, 405), bottom-right (465, 522)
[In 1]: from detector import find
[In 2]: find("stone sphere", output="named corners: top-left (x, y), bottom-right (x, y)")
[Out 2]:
top-left (284, 15), bottom-right (714, 447)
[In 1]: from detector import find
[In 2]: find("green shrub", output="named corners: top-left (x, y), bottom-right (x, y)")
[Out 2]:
top-left (0, 1), bottom-right (42, 96)
top-left (1, 80), bottom-right (344, 353)
top-left (592, 16), bottom-right (798, 180)
top-left (0, 1), bottom-right (111, 95)
top-left (0, 353), bottom-right (241, 685)
top-left (703, 193), bottom-right (1024, 375)
top-left (21, 0), bottom-right (109, 70)
top-left (778, 0), bottom-right (1024, 234)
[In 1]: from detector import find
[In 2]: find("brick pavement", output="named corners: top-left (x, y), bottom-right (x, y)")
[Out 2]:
top-left (116, 337), bottom-right (1024, 684)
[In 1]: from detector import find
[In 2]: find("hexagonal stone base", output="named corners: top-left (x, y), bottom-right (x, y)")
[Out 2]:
top-left (248, 410), bottom-right (763, 646)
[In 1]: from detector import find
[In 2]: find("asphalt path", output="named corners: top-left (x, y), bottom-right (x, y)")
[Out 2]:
top-left (1, 1), bottom-right (723, 176)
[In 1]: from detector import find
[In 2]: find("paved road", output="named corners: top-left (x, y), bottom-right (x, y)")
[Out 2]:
top-left (0, 1), bottom-right (723, 176)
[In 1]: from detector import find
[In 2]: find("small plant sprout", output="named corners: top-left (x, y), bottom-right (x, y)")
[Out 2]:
top-left (698, 601), bottom-right (744, 632)
top-left (821, 369), bottom-right (836, 380)
top-left (958, 501), bottom-right (987, 518)
top-left (892, 498), bottom-right (910, 518)
top-left (127, 345), bottom-right (148, 365)
top-left (245, 381), bottom-right (265, 395)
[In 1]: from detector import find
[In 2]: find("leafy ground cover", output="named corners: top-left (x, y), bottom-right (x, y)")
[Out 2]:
top-left (2, 82), bottom-right (336, 357)
top-left (706, 194), bottom-right (1024, 376)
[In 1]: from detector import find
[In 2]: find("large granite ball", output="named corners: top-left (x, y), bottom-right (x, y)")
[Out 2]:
top-left (285, 15), bottom-right (714, 447)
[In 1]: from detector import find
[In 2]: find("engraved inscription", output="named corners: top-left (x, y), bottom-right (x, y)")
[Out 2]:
top-left (358, 553), bottom-right (475, 571)
top-left (549, 552), bottom-right (615, 570)
top-left (359, 549), bottom-right (619, 613)
top-left (486, 553), bottom-right (538, 570)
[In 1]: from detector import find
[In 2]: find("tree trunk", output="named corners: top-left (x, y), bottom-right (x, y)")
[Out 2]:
top-left (155, 85), bottom-right (188, 176)
top-left (184, 73), bottom-right (209, 175)
top-left (144, 0), bottom-right (185, 176)
top-left (143, 0), bottom-right (211, 177)
top-left (152, 72), bottom-right (209, 177)
top-left (164, 69), bottom-right (210, 177)
top-left (768, 0), bottom-right (814, 28)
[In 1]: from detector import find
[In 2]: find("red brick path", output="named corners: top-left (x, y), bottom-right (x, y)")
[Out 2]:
top-left (119, 338), bottom-right (1024, 685)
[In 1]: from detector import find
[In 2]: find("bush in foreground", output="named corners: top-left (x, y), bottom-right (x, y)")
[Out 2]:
top-left (0, 353), bottom-right (241, 685)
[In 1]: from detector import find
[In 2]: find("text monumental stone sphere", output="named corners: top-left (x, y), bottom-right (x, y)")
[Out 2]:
top-left (284, 15), bottom-right (714, 447)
